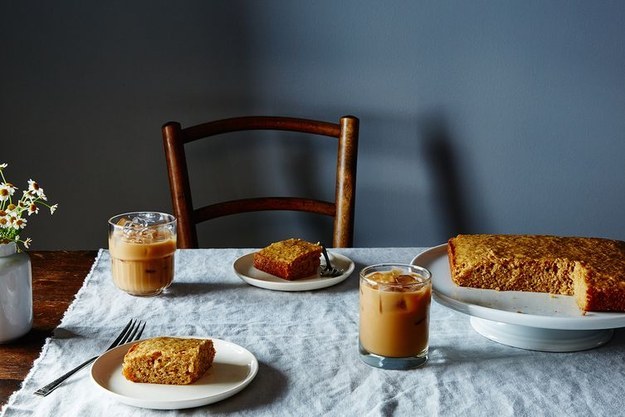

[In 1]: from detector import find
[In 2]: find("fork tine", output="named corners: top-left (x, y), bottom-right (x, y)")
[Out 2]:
top-left (133, 321), bottom-right (146, 341)
top-left (114, 320), bottom-right (146, 348)
top-left (105, 319), bottom-right (134, 350)
top-left (118, 321), bottom-right (137, 345)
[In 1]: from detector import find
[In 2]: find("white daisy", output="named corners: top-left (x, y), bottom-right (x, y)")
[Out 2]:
top-left (28, 203), bottom-right (39, 216)
top-left (11, 216), bottom-right (27, 229)
top-left (0, 182), bottom-right (16, 202)
top-left (0, 213), bottom-right (8, 228)
top-left (28, 179), bottom-right (46, 199)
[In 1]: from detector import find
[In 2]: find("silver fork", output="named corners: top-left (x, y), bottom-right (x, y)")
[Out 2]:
top-left (34, 319), bottom-right (146, 397)
top-left (320, 245), bottom-right (344, 277)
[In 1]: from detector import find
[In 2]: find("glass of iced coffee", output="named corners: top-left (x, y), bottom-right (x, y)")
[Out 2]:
top-left (108, 212), bottom-right (177, 296)
top-left (359, 263), bottom-right (432, 369)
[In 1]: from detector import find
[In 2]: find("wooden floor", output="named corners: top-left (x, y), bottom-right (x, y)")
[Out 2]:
top-left (0, 250), bottom-right (98, 407)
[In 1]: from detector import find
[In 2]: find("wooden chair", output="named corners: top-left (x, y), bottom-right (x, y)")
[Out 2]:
top-left (162, 115), bottom-right (359, 249)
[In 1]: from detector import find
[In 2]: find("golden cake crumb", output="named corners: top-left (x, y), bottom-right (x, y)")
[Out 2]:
top-left (122, 337), bottom-right (215, 385)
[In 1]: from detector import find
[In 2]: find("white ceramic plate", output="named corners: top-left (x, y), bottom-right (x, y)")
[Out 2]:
top-left (233, 251), bottom-right (355, 291)
top-left (412, 244), bottom-right (625, 351)
top-left (91, 337), bottom-right (258, 410)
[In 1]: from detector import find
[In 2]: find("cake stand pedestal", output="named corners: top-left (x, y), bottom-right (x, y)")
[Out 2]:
top-left (470, 317), bottom-right (614, 352)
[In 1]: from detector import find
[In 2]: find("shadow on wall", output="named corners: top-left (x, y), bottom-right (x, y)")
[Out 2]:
top-left (420, 113), bottom-right (478, 240)
top-left (351, 110), bottom-right (486, 247)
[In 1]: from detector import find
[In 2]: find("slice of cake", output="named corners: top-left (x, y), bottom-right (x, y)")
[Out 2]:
top-left (447, 234), bottom-right (625, 312)
top-left (253, 238), bottom-right (322, 280)
top-left (122, 337), bottom-right (215, 384)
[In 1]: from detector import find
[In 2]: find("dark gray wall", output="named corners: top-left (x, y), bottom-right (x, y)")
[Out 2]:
top-left (2, 1), bottom-right (624, 250)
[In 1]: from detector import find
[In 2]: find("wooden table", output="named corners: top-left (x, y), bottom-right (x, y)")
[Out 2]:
top-left (0, 250), bottom-right (97, 408)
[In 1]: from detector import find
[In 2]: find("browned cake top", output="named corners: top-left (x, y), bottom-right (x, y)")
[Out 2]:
top-left (451, 234), bottom-right (625, 279)
top-left (125, 337), bottom-right (209, 359)
top-left (256, 238), bottom-right (321, 263)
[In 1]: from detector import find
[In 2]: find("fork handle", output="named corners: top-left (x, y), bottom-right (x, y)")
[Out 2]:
top-left (321, 246), bottom-right (332, 267)
top-left (33, 356), bottom-right (97, 397)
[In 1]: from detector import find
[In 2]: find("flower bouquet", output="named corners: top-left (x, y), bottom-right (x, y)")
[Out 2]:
top-left (0, 163), bottom-right (58, 250)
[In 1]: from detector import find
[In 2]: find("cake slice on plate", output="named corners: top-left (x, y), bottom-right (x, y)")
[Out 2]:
top-left (122, 337), bottom-right (215, 385)
top-left (253, 238), bottom-right (322, 280)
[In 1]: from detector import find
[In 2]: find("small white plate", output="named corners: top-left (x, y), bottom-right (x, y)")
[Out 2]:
top-left (233, 251), bottom-right (355, 291)
top-left (412, 244), bottom-right (625, 351)
top-left (91, 337), bottom-right (258, 410)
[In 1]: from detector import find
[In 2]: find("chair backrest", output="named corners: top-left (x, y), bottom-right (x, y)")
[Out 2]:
top-left (162, 115), bottom-right (359, 249)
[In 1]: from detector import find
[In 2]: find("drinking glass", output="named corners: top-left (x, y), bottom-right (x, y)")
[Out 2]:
top-left (108, 212), bottom-right (177, 296)
top-left (359, 263), bottom-right (432, 369)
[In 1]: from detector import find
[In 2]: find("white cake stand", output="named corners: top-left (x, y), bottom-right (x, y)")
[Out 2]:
top-left (412, 244), bottom-right (625, 352)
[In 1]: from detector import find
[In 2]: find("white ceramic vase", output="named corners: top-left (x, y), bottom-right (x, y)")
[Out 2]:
top-left (0, 242), bottom-right (33, 343)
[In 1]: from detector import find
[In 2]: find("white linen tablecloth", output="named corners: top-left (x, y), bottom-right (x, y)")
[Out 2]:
top-left (2, 248), bottom-right (625, 417)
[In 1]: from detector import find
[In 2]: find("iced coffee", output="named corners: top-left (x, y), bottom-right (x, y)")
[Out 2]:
top-left (108, 212), bottom-right (177, 296)
top-left (359, 263), bottom-right (431, 369)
